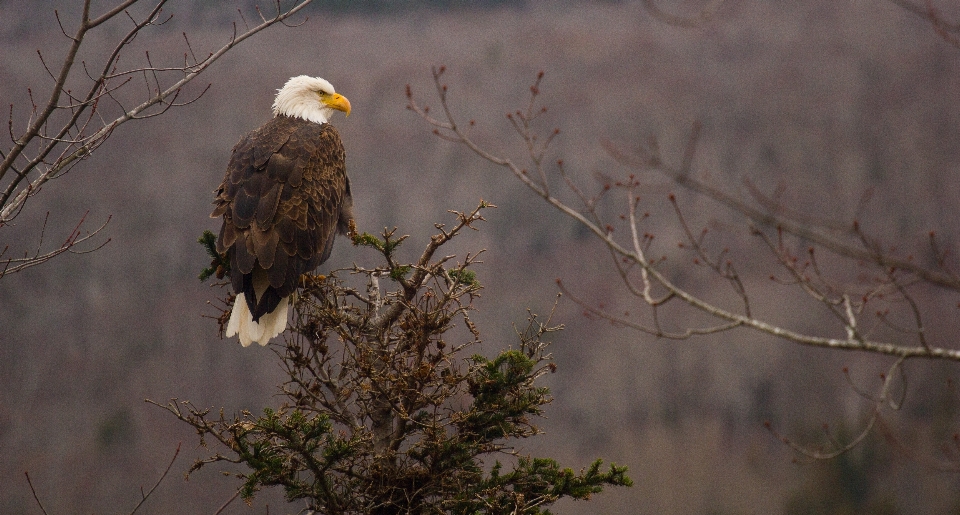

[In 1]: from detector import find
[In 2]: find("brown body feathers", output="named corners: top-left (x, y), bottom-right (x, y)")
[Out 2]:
top-left (212, 114), bottom-right (353, 322)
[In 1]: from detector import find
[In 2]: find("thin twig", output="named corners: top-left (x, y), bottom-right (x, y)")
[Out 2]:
top-left (408, 67), bottom-right (960, 362)
top-left (212, 488), bottom-right (242, 515)
top-left (24, 471), bottom-right (50, 515)
top-left (128, 442), bottom-right (181, 515)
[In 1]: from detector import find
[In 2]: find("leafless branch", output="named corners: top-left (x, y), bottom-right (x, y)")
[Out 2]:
top-left (127, 443), bottom-right (181, 515)
top-left (25, 442), bottom-right (180, 515)
top-left (766, 357), bottom-right (907, 459)
top-left (0, 0), bottom-right (318, 278)
top-left (24, 471), bottom-right (50, 515)
top-left (603, 132), bottom-right (960, 293)
top-left (0, 212), bottom-right (111, 279)
top-left (408, 68), bottom-right (960, 365)
top-left (212, 488), bottom-right (242, 515)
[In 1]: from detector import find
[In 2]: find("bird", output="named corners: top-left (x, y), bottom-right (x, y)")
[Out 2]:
top-left (211, 75), bottom-right (354, 347)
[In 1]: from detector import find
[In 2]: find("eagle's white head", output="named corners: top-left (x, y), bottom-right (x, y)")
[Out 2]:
top-left (272, 75), bottom-right (351, 125)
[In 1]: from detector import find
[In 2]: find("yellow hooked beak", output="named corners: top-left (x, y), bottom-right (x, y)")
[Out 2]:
top-left (320, 92), bottom-right (351, 117)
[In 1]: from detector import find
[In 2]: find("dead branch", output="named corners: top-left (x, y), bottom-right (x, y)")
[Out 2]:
top-left (407, 68), bottom-right (960, 365)
top-left (127, 443), bottom-right (181, 515)
top-left (24, 472), bottom-right (50, 515)
top-left (0, 0), bottom-right (318, 277)
top-left (0, 212), bottom-right (111, 280)
top-left (603, 132), bottom-right (960, 293)
top-left (766, 358), bottom-right (907, 460)
top-left (25, 442), bottom-right (181, 515)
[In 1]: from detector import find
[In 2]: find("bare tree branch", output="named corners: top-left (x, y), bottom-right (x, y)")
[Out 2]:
top-left (24, 471), bottom-right (50, 515)
top-left (25, 442), bottom-right (180, 515)
top-left (0, 0), bottom-right (318, 281)
top-left (0, 212), bottom-right (111, 280)
top-left (407, 68), bottom-right (960, 365)
top-left (602, 131), bottom-right (960, 293)
top-left (127, 443), bottom-right (181, 515)
top-left (766, 358), bottom-right (907, 460)
top-left (211, 489), bottom-right (242, 515)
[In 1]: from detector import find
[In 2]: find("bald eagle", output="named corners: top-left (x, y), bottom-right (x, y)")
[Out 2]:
top-left (211, 76), bottom-right (354, 347)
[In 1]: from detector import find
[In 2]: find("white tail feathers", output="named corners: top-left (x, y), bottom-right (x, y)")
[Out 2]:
top-left (225, 295), bottom-right (290, 346)
top-left (225, 269), bottom-right (290, 346)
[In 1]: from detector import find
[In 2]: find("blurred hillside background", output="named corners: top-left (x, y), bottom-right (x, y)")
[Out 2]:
top-left (3, 0), bottom-right (960, 513)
